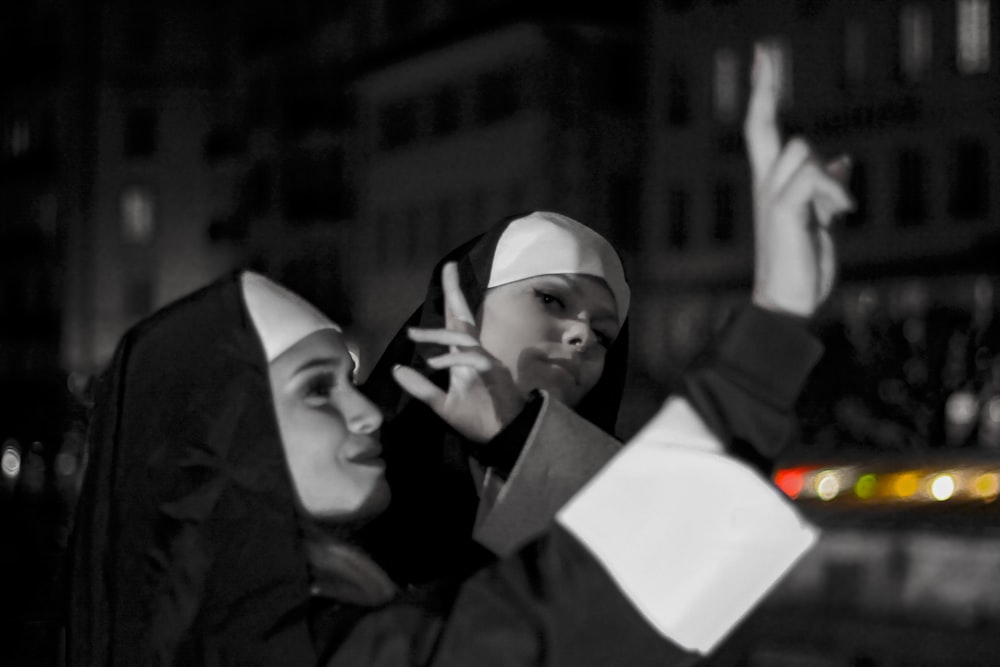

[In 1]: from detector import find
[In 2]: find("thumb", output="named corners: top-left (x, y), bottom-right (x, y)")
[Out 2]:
top-left (815, 227), bottom-right (837, 304)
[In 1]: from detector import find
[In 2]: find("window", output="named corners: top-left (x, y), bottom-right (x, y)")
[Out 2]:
top-left (948, 138), bottom-right (990, 220)
top-left (477, 69), bottom-right (520, 125)
top-left (713, 48), bottom-right (740, 123)
top-left (956, 0), bottom-right (991, 74)
top-left (713, 182), bottom-right (736, 242)
top-left (124, 108), bottom-right (157, 157)
top-left (379, 99), bottom-right (418, 150)
top-left (667, 189), bottom-right (690, 248)
top-left (5, 118), bottom-right (31, 157)
top-left (894, 148), bottom-right (927, 226)
top-left (843, 19), bottom-right (868, 88)
top-left (120, 186), bottom-right (156, 244)
top-left (900, 4), bottom-right (933, 81)
top-left (665, 64), bottom-right (691, 125)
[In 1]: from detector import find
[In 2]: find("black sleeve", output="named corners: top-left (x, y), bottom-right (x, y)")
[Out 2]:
top-left (322, 525), bottom-right (700, 667)
top-left (466, 390), bottom-right (544, 477)
top-left (681, 304), bottom-right (824, 474)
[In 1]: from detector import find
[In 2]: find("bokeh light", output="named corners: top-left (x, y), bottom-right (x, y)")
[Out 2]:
top-left (1, 445), bottom-right (21, 479)
top-left (815, 470), bottom-right (841, 501)
top-left (855, 473), bottom-right (878, 500)
top-left (892, 472), bottom-right (920, 498)
top-left (930, 474), bottom-right (956, 501)
top-left (774, 468), bottom-right (806, 499)
top-left (972, 472), bottom-right (999, 500)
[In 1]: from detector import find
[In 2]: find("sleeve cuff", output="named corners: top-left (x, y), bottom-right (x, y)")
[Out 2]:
top-left (467, 390), bottom-right (544, 476)
top-left (714, 304), bottom-right (824, 408)
top-left (556, 397), bottom-right (818, 655)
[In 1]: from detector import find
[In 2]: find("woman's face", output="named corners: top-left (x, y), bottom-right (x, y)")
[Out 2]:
top-left (269, 329), bottom-right (390, 521)
top-left (478, 273), bottom-right (621, 407)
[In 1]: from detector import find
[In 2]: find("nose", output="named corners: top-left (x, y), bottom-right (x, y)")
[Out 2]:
top-left (562, 318), bottom-right (595, 353)
top-left (344, 386), bottom-right (384, 435)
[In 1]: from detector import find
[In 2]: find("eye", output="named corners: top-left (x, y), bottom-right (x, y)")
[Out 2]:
top-left (533, 289), bottom-right (565, 310)
top-left (303, 373), bottom-right (336, 407)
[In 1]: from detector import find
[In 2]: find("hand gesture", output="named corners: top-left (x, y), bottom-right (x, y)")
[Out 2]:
top-left (392, 262), bottom-right (529, 443)
top-left (746, 42), bottom-right (855, 318)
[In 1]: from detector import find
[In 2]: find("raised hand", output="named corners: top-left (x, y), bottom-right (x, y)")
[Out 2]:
top-left (392, 262), bottom-right (529, 443)
top-left (746, 42), bottom-right (855, 318)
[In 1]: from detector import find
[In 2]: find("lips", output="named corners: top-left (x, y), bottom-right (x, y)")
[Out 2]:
top-left (544, 357), bottom-right (581, 385)
top-left (346, 439), bottom-right (384, 464)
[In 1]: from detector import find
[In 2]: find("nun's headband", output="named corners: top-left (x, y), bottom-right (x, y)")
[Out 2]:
top-left (487, 212), bottom-right (630, 324)
top-left (241, 271), bottom-right (341, 362)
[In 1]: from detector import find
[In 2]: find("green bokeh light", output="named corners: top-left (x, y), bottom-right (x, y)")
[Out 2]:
top-left (855, 473), bottom-right (878, 499)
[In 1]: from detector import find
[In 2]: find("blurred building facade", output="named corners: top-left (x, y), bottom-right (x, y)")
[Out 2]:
top-left (4, 0), bottom-right (995, 443)
top-left (2, 0), bottom-right (1000, 665)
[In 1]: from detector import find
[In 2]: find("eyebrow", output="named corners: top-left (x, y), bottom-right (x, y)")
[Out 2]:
top-left (535, 275), bottom-right (618, 324)
top-left (291, 356), bottom-right (347, 377)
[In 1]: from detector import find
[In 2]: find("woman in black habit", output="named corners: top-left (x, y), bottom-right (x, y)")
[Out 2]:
top-left (66, 269), bottom-right (817, 666)
top-left (360, 42), bottom-right (850, 584)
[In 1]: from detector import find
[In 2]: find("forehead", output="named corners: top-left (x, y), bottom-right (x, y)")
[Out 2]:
top-left (269, 329), bottom-right (351, 373)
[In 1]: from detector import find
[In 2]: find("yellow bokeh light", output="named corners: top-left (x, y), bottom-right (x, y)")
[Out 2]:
top-left (893, 472), bottom-right (919, 498)
top-left (930, 474), bottom-right (956, 501)
top-left (973, 472), bottom-right (999, 500)
top-left (815, 471), bottom-right (841, 501)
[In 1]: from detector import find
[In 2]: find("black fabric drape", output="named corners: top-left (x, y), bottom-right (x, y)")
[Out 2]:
top-left (66, 274), bottom-right (317, 666)
top-left (362, 214), bottom-right (630, 586)
top-left (322, 525), bottom-right (699, 667)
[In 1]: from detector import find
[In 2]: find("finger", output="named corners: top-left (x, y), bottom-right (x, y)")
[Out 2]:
top-left (441, 262), bottom-right (476, 332)
top-left (426, 352), bottom-right (493, 373)
top-left (815, 226), bottom-right (837, 302)
top-left (779, 161), bottom-right (855, 227)
top-left (745, 42), bottom-right (782, 185)
top-left (825, 154), bottom-right (852, 186)
top-left (407, 327), bottom-right (480, 348)
top-left (392, 365), bottom-right (446, 414)
top-left (768, 137), bottom-right (811, 192)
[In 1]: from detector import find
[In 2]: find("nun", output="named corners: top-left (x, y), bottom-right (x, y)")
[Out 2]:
top-left (66, 269), bottom-right (818, 667)
top-left (361, 42), bottom-right (852, 581)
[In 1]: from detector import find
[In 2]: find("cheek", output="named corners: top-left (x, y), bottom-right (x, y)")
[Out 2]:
top-left (480, 308), bottom-right (553, 366)
top-left (280, 408), bottom-right (350, 471)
